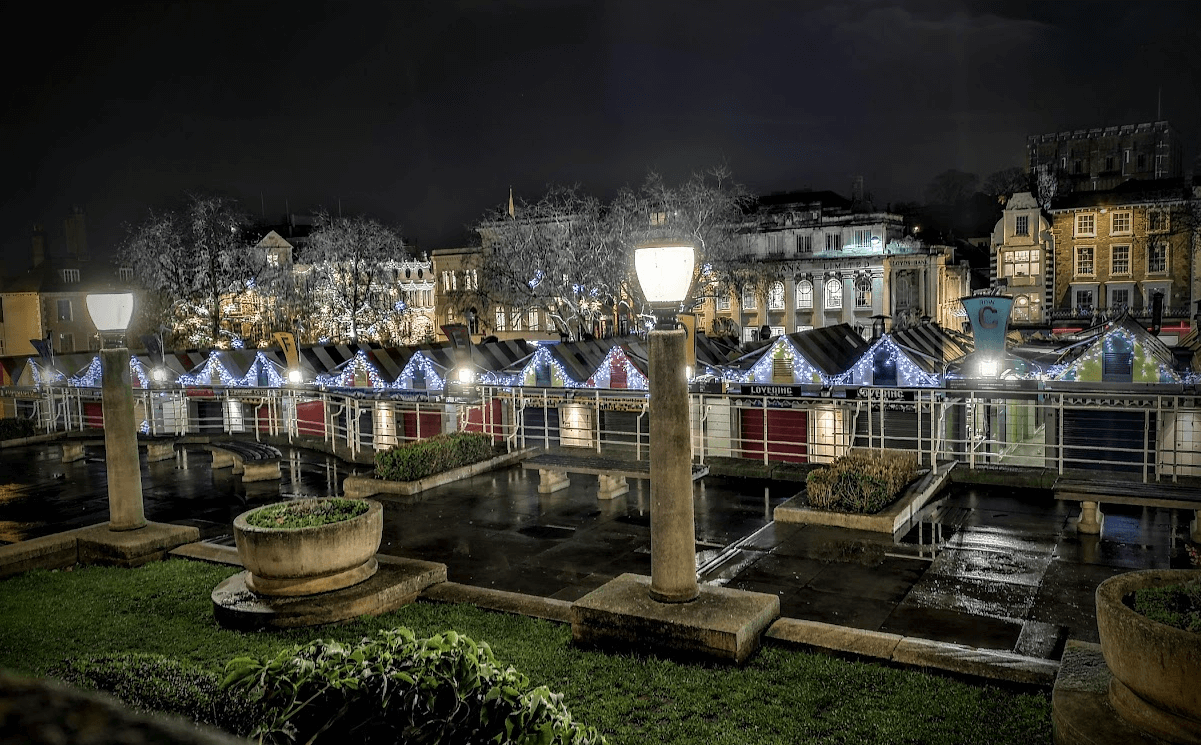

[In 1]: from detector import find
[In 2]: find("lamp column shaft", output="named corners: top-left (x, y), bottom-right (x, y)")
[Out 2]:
top-left (101, 347), bottom-right (146, 531)
top-left (648, 328), bottom-right (698, 603)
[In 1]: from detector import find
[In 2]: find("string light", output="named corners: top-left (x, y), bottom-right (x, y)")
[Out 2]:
top-left (30, 361), bottom-right (65, 387)
top-left (516, 345), bottom-right (581, 388)
top-left (393, 351), bottom-right (444, 390)
top-left (833, 336), bottom-right (940, 387)
top-left (67, 356), bottom-right (149, 388)
top-left (1053, 326), bottom-right (1180, 383)
top-left (742, 337), bottom-right (823, 384)
top-left (317, 349), bottom-right (391, 389)
top-left (586, 346), bottom-right (648, 390)
top-left (179, 351), bottom-right (237, 386)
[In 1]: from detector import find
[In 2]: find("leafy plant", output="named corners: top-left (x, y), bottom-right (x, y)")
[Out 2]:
top-left (49, 653), bottom-right (262, 736)
top-left (245, 498), bottom-right (368, 529)
top-left (805, 449), bottom-right (919, 514)
top-left (0, 417), bottom-right (36, 440)
top-left (374, 431), bottom-right (495, 482)
top-left (1132, 577), bottom-right (1201, 634)
top-left (223, 627), bottom-right (606, 745)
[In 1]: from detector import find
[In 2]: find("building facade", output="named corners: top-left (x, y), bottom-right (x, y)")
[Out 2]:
top-left (1047, 179), bottom-right (1196, 342)
top-left (989, 192), bottom-right (1054, 328)
top-left (1027, 121), bottom-right (1184, 193)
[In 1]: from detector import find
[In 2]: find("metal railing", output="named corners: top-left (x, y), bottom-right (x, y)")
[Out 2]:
top-left (5, 383), bottom-right (1200, 482)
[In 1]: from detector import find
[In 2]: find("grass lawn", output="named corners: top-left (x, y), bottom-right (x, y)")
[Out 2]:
top-left (0, 560), bottom-right (1051, 744)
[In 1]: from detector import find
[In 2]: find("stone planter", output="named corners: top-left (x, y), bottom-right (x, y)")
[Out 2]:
top-left (1096, 569), bottom-right (1201, 744)
top-left (233, 499), bottom-right (383, 597)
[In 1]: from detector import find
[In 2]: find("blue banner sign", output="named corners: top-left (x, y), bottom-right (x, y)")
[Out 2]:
top-left (960, 295), bottom-right (1014, 358)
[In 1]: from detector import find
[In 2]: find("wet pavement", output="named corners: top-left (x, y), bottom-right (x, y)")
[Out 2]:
top-left (2, 440), bottom-right (1196, 661)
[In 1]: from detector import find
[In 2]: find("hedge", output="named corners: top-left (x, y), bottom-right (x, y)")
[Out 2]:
top-left (374, 431), bottom-right (495, 482)
top-left (805, 448), bottom-right (919, 514)
top-left (0, 417), bottom-right (36, 441)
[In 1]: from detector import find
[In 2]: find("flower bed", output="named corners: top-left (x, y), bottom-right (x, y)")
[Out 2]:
top-left (245, 498), bottom-right (368, 530)
top-left (805, 449), bottom-right (919, 514)
top-left (374, 431), bottom-right (495, 482)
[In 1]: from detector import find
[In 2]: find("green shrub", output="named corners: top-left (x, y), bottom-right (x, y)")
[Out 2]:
top-left (49, 653), bottom-right (262, 737)
top-left (374, 431), bottom-right (495, 482)
top-left (805, 448), bottom-right (919, 514)
top-left (246, 498), bottom-right (368, 529)
top-left (0, 417), bottom-right (36, 440)
top-left (1132, 577), bottom-right (1201, 633)
top-left (223, 627), bottom-right (606, 745)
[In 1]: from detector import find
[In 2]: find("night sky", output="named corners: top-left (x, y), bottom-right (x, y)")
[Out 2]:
top-left (4, 1), bottom-right (1199, 275)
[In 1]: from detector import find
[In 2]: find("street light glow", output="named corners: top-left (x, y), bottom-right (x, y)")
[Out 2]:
top-left (287, 369), bottom-right (304, 385)
top-left (634, 243), bottom-right (695, 304)
top-left (85, 293), bottom-right (135, 333)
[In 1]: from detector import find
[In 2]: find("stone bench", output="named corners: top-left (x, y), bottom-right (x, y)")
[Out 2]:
top-left (521, 452), bottom-right (709, 500)
top-left (60, 436), bottom-right (175, 463)
top-left (206, 441), bottom-right (283, 482)
top-left (1054, 478), bottom-right (1201, 541)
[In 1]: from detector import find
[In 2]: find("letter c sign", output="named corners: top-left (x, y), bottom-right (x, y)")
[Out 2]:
top-left (978, 306), bottom-right (999, 330)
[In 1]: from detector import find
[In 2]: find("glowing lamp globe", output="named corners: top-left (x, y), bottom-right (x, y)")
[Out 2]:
top-left (635, 243), bottom-right (695, 306)
top-left (86, 293), bottom-right (135, 333)
top-left (287, 369), bottom-right (304, 385)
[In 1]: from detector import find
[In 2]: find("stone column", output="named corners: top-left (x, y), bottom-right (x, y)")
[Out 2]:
top-left (1077, 501), bottom-right (1103, 535)
top-left (101, 347), bottom-right (146, 532)
top-left (648, 328), bottom-right (698, 603)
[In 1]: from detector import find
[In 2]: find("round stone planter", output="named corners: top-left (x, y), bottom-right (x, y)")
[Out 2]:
top-left (1096, 569), bottom-right (1201, 744)
top-left (233, 498), bottom-right (383, 597)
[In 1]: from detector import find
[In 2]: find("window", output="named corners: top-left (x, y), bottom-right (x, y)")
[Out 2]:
top-left (796, 235), bottom-right (812, 254)
top-left (1014, 215), bottom-right (1029, 236)
top-left (825, 231), bottom-right (842, 251)
top-left (717, 293), bottom-right (731, 311)
top-left (1075, 289), bottom-right (1094, 311)
top-left (1111, 245), bottom-right (1130, 275)
top-left (1073, 160), bottom-right (1083, 174)
top-left (442, 271), bottom-right (450, 291)
top-left (527, 309), bottom-right (539, 331)
top-left (1003, 249), bottom-right (1038, 277)
top-left (1147, 210), bottom-right (1168, 232)
top-left (741, 290), bottom-right (757, 310)
top-left (1075, 246), bottom-right (1094, 276)
top-left (118, 267), bottom-right (134, 282)
top-left (511, 308), bottom-right (522, 331)
top-left (1110, 288), bottom-right (1130, 310)
top-left (854, 230), bottom-right (872, 248)
top-left (59, 333), bottom-right (74, 353)
top-left (767, 282), bottom-right (785, 310)
top-left (769, 326), bottom-right (785, 339)
top-left (494, 309), bottom-right (506, 331)
top-left (795, 280), bottom-right (813, 309)
top-left (854, 276), bottom-right (872, 308)
top-left (1013, 294), bottom-right (1031, 321)
top-left (795, 325), bottom-right (813, 333)
top-left (1075, 213), bottom-right (1095, 237)
top-left (742, 327), bottom-right (758, 343)
top-left (445, 307), bottom-right (455, 323)
top-left (1148, 241), bottom-right (1167, 274)
top-left (60, 269), bottom-right (80, 283)
top-left (825, 278), bottom-right (843, 310)
top-left (1105, 156), bottom-right (1114, 171)
top-left (57, 299), bottom-right (72, 321)
top-left (1137, 153), bottom-right (1147, 170)
top-left (1110, 212), bottom-right (1131, 235)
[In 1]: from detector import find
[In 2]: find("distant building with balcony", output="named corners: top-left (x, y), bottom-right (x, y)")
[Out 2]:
top-left (989, 192), bottom-right (1053, 328)
top-left (1027, 120), bottom-right (1184, 193)
top-left (699, 190), bottom-right (971, 342)
top-left (1046, 178), bottom-right (1196, 342)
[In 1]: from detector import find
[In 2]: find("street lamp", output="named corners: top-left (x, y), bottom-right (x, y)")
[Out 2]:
top-left (86, 292), bottom-right (146, 532)
top-left (634, 241), bottom-right (698, 603)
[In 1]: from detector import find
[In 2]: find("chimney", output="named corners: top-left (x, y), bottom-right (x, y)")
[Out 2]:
top-left (31, 224), bottom-right (46, 267)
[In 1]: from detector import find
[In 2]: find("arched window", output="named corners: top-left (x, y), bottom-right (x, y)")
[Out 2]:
top-left (767, 281), bottom-right (785, 310)
top-left (855, 276), bottom-right (872, 308)
top-left (795, 280), bottom-right (813, 309)
top-left (825, 278), bottom-right (843, 310)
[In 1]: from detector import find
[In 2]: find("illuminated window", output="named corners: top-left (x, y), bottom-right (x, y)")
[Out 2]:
top-left (60, 269), bottom-right (80, 283)
top-left (854, 276), bottom-right (872, 308)
top-left (795, 280), bottom-right (813, 309)
top-left (825, 278), bottom-right (843, 310)
top-left (1013, 294), bottom-right (1030, 321)
top-left (767, 282), bottom-right (785, 310)
top-left (511, 308), bottom-right (522, 331)
top-left (854, 230), bottom-right (872, 248)
top-left (1003, 249), bottom-right (1038, 277)
top-left (795, 325), bottom-right (812, 333)
top-left (1111, 245), bottom-right (1130, 275)
top-left (796, 235), bottom-right (812, 254)
top-left (742, 290), bottom-right (757, 310)
top-left (1075, 246), bottom-right (1094, 276)
top-left (1110, 212), bottom-right (1131, 235)
top-left (1148, 242), bottom-right (1167, 274)
top-left (717, 293), bottom-right (731, 311)
top-left (118, 267), bottom-right (134, 282)
top-left (494, 309), bottom-right (506, 331)
top-left (1075, 213), bottom-right (1095, 237)
top-left (825, 231), bottom-right (842, 251)
top-left (1014, 215), bottom-right (1029, 236)
top-left (528, 309), bottom-right (539, 331)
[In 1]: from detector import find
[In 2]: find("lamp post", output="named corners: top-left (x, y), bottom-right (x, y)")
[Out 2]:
top-left (634, 241), bottom-right (698, 604)
top-left (86, 292), bottom-right (146, 532)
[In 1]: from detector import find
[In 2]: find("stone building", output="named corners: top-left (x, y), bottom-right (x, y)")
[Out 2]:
top-left (1027, 121), bottom-right (1184, 193)
top-left (431, 245), bottom-right (559, 343)
top-left (1046, 178), bottom-right (1196, 342)
top-left (989, 192), bottom-right (1054, 329)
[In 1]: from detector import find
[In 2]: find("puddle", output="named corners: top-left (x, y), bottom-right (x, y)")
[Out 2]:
top-left (517, 524), bottom-right (576, 540)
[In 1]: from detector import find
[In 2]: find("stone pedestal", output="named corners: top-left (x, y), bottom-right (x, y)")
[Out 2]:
top-left (537, 469), bottom-right (570, 494)
top-left (75, 521), bottom-right (200, 568)
top-left (240, 461), bottom-right (282, 482)
top-left (145, 441), bottom-right (175, 462)
top-left (61, 441), bottom-right (86, 463)
top-left (213, 555), bottom-right (446, 630)
top-left (597, 474), bottom-right (629, 500)
top-left (571, 573), bottom-right (780, 665)
top-left (211, 450), bottom-right (235, 469)
top-left (101, 347), bottom-right (146, 531)
top-left (1077, 501), bottom-right (1103, 534)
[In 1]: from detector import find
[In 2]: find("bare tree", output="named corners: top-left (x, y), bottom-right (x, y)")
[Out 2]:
top-left (301, 213), bottom-right (409, 344)
top-left (924, 169), bottom-right (980, 205)
top-left (982, 166), bottom-right (1031, 199)
top-left (117, 194), bottom-right (258, 348)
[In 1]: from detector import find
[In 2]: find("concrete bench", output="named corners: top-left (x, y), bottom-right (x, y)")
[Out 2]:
top-left (206, 441), bottom-right (283, 482)
top-left (1054, 478), bottom-right (1201, 541)
top-left (60, 435), bottom-right (175, 463)
top-left (521, 451), bottom-right (709, 500)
